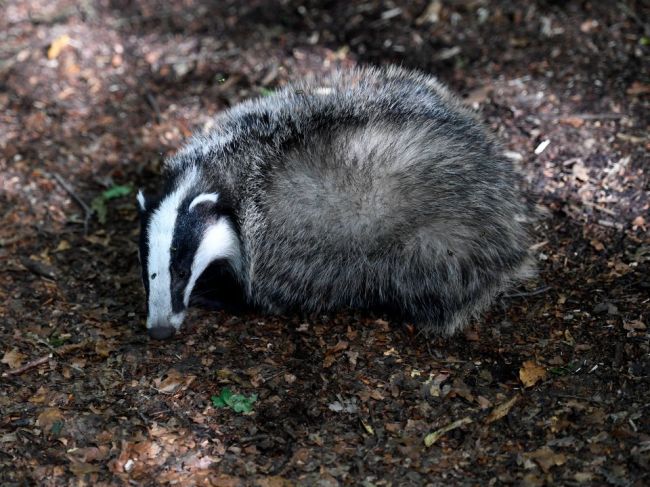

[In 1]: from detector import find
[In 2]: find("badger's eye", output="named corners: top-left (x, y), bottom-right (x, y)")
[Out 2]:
top-left (174, 268), bottom-right (189, 280)
top-left (151, 273), bottom-right (157, 280)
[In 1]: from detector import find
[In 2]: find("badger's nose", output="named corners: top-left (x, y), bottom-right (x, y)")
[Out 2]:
top-left (148, 326), bottom-right (176, 340)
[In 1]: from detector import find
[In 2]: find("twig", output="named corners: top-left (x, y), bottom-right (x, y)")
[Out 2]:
top-left (2, 354), bottom-right (52, 377)
top-left (543, 113), bottom-right (623, 121)
top-left (503, 286), bottom-right (551, 298)
top-left (145, 92), bottom-right (162, 124)
top-left (52, 172), bottom-right (93, 235)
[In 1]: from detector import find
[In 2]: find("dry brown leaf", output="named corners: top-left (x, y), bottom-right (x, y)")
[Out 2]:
top-left (37, 408), bottom-right (63, 432)
top-left (94, 340), bottom-right (115, 358)
top-left (590, 239), bottom-right (605, 251)
top-left (572, 161), bottom-right (589, 181)
top-left (28, 386), bottom-right (49, 404)
top-left (624, 320), bottom-right (646, 331)
top-left (451, 378), bottom-right (475, 403)
top-left (256, 476), bottom-right (295, 487)
top-left (627, 81), bottom-right (650, 96)
top-left (520, 361), bottom-right (547, 388)
top-left (574, 472), bottom-right (594, 483)
top-left (68, 445), bottom-right (110, 463)
top-left (485, 395), bottom-right (519, 424)
top-left (632, 215), bottom-right (646, 229)
top-left (54, 240), bottom-right (71, 252)
top-left (155, 369), bottom-right (183, 394)
top-left (323, 340), bottom-right (349, 368)
top-left (68, 460), bottom-right (101, 475)
top-left (48, 34), bottom-right (71, 60)
top-left (525, 446), bottom-right (567, 472)
top-left (2, 349), bottom-right (26, 369)
top-left (185, 454), bottom-right (217, 470)
top-left (424, 417), bottom-right (473, 447)
top-left (369, 389), bottom-right (385, 401)
top-left (325, 340), bottom-right (349, 355)
top-left (385, 422), bottom-right (401, 433)
top-left (560, 116), bottom-right (585, 128)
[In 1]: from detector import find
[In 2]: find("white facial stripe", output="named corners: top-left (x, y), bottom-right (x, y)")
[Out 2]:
top-left (146, 167), bottom-right (198, 330)
top-left (188, 192), bottom-right (219, 211)
top-left (183, 218), bottom-right (241, 307)
top-left (137, 190), bottom-right (146, 211)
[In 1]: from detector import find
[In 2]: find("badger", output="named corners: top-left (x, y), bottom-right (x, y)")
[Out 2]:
top-left (137, 66), bottom-right (533, 340)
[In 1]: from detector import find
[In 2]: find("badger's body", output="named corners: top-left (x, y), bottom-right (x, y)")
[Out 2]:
top-left (138, 66), bottom-right (533, 340)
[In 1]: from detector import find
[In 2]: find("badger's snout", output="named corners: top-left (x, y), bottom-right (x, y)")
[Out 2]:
top-left (146, 311), bottom-right (186, 340)
top-left (148, 325), bottom-right (176, 340)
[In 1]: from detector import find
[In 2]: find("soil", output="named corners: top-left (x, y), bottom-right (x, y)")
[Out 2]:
top-left (1, 1), bottom-right (648, 485)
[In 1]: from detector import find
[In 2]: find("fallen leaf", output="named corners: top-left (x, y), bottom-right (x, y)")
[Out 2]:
top-left (327, 396), bottom-right (358, 414)
top-left (427, 371), bottom-right (450, 398)
top-left (624, 320), bottom-right (646, 331)
top-left (485, 395), bottom-right (519, 424)
top-left (450, 378), bottom-right (475, 403)
top-left (627, 82), bottom-right (650, 96)
top-left (560, 116), bottom-right (584, 128)
top-left (67, 445), bottom-right (109, 463)
top-left (323, 340), bottom-right (348, 368)
top-left (156, 369), bottom-right (183, 394)
top-left (94, 340), bottom-right (115, 358)
top-left (572, 161), bottom-right (589, 181)
top-left (360, 419), bottom-right (374, 435)
top-left (590, 239), bottom-right (605, 251)
top-left (325, 340), bottom-right (348, 355)
top-left (28, 386), bottom-right (49, 404)
top-left (54, 240), bottom-right (71, 252)
top-left (211, 387), bottom-right (257, 413)
top-left (37, 408), bottom-right (64, 433)
top-left (416, 0), bottom-right (442, 25)
top-left (424, 417), bottom-right (472, 447)
top-left (632, 215), bottom-right (646, 229)
top-left (519, 361), bottom-right (547, 388)
top-left (256, 476), bottom-right (295, 487)
top-left (68, 460), bottom-right (101, 475)
top-left (2, 349), bottom-right (26, 369)
top-left (574, 472), bottom-right (594, 483)
top-left (48, 34), bottom-right (71, 60)
top-left (525, 446), bottom-right (567, 472)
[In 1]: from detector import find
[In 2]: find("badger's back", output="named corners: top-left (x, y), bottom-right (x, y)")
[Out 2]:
top-left (169, 66), bottom-right (533, 333)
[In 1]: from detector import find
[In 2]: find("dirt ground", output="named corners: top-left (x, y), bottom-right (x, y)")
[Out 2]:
top-left (1, 1), bottom-right (648, 485)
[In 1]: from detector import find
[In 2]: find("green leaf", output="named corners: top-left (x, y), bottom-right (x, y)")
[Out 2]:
top-left (50, 420), bottom-right (64, 436)
top-left (91, 196), bottom-right (108, 224)
top-left (259, 87), bottom-right (274, 97)
top-left (211, 387), bottom-right (257, 413)
top-left (49, 335), bottom-right (67, 347)
top-left (91, 184), bottom-right (133, 224)
top-left (102, 184), bottom-right (133, 200)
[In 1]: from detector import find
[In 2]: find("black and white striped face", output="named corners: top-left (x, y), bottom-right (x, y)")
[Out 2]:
top-left (137, 171), bottom-right (240, 340)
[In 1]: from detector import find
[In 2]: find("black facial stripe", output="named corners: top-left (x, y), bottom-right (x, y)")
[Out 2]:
top-left (168, 199), bottom-right (214, 314)
top-left (138, 212), bottom-right (152, 306)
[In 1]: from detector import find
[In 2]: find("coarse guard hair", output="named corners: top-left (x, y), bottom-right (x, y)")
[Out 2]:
top-left (137, 66), bottom-right (534, 340)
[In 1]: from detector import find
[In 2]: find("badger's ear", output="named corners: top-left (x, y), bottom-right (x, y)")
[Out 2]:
top-left (189, 192), bottom-right (219, 211)
top-left (136, 189), bottom-right (147, 213)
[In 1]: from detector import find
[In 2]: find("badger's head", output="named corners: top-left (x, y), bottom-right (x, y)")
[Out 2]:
top-left (136, 170), bottom-right (241, 340)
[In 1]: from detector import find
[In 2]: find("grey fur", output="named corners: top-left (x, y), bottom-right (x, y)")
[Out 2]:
top-left (145, 66), bottom-right (534, 335)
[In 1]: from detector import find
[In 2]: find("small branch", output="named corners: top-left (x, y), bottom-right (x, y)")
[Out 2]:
top-left (2, 354), bottom-right (52, 377)
top-left (52, 172), bottom-right (93, 235)
top-left (543, 113), bottom-right (623, 121)
top-left (503, 286), bottom-right (551, 298)
top-left (19, 256), bottom-right (57, 280)
top-left (145, 92), bottom-right (162, 124)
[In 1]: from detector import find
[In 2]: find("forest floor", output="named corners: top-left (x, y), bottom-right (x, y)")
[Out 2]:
top-left (1, 1), bottom-right (648, 486)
